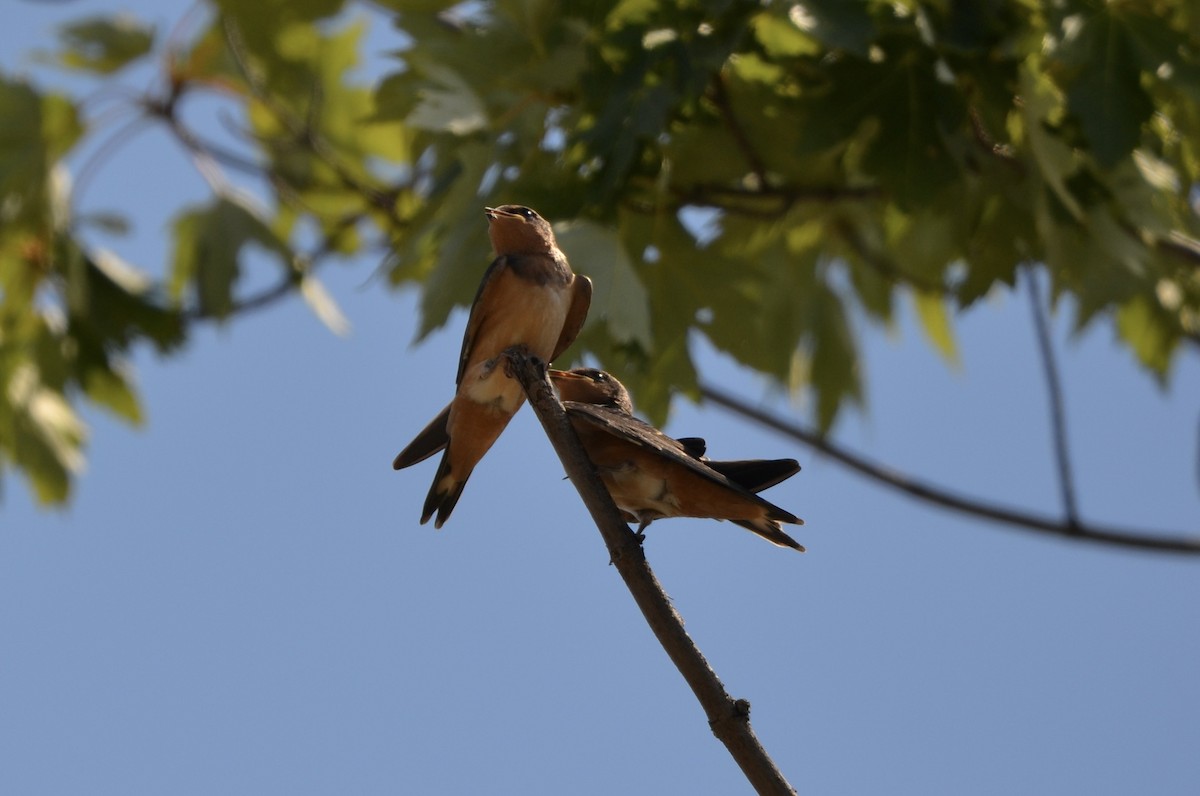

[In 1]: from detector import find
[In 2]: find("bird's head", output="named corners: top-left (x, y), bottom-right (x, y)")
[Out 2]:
top-left (484, 205), bottom-right (557, 256)
top-left (548, 368), bottom-right (633, 415)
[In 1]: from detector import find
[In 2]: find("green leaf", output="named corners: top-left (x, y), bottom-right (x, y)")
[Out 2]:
top-left (809, 282), bottom-right (861, 432)
top-left (1119, 10), bottom-right (1200, 105)
top-left (372, 0), bottom-right (458, 11)
top-left (1019, 65), bottom-right (1085, 222)
top-left (81, 364), bottom-right (143, 425)
top-left (52, 15), bottom-right (155, 75)
top-left (0, 79), bottom-right (82, 225)
top-left (553, 219), bottom-right (653, 352)
top-left (39, 94), bottom-right (85, 163)
top-left (404, 62), bottom-right (488, 135)
top-left (606, 0), bottom-right (661, 30)
top-left (370, 71), bottom-right (421, 122)
top-left (1050, 7), bottom-right (1154, 167)
top-left (213, 0), bottom-right (348, 39)
top-left (1115, 295), bottom-right (1178, 381)
top-left (170, 197), bottom-right (291, 319)
top-left (6, 365), bottom-right (87, 505)
top-left (790, 0), bottom-right (877, 56)
top-left (883, 200), bottom-right (961, 285)
top-left (751, 11), bottom-right (820, 58)
top-left (74, 247), bottom-right (186, 354)
top-left (593, 209), bottom-right (708, 423)
top-left (705, 224), bottom-right (814, 380)
top-left (911, 290), bottom-right (960, 365)
top-left (797, 45), bottom-right (962, 208)
top-left (1041, 204), bottom-right (1146, 330)
top-left (410, 145), bottom-right (495, 340)
top-left (957, 194), bottom-right (1026, 306)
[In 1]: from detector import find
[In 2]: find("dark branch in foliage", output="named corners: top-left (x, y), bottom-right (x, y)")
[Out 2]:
top-left (708, 72), bottom-right (769, 189)
top-left (1160, 231), bottom-right (1200, 269)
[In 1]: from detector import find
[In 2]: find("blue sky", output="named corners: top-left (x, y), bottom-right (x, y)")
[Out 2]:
top-left (3, 3), bottom-right (1199, 794)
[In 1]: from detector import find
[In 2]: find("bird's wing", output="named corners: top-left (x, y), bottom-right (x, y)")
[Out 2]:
top-left (550, 275), bottom-right (593, 362)
top-left (455, 255), bottom-right (510, 386)
top-left (705, 458), bottom-right (801, 493)
top-left (563, 402), bottom-right (800, 524)
top-left (393, 402), bottom-right (451, 469)
top-left (675, 437), bottom-right (707, 459)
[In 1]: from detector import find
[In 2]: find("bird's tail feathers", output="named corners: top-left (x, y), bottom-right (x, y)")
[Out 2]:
top-left (732, 518), bottom-right (806, 552)
top-left (706, 458), bottom-right (800, 493)
top-left (394, 404), bottom-right (452, 470)
top-left (421, 452), bottom-right (469, 528)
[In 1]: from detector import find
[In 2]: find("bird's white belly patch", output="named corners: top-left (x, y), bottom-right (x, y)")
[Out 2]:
top-left (460, 282), bottom-right (571, 411)
top-left (461, 362), bottom-right (524, 413)
top-left (605, 462), bottom-right (680, 516)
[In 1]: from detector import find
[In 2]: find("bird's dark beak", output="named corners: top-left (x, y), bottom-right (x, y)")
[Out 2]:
top-left (485, 206), bottom-right (518, 221)
top-left (548, 369), bottom-right (586, 384)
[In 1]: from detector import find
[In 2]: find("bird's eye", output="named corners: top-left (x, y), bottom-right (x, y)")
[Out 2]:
top-left (595, 372), bottom-right (607, 382)
top-left (520, 208), bottom-right (534, 218)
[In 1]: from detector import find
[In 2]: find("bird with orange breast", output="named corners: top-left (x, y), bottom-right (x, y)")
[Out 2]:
top-left (548, 368), bottom-right (806, 551)
top-left (393, 206), bottom-right (592, 527)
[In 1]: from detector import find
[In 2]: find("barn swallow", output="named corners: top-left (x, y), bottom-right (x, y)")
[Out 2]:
top-left (548, 368), bottom-right (805, 551)
top-left (392, 206), bottom-right (593, 528)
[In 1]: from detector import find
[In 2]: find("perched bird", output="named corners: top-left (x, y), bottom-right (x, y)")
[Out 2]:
top-left (548, 368), bottom-right (805, 551)
top-left (393, 206), bottom-right (592, 528)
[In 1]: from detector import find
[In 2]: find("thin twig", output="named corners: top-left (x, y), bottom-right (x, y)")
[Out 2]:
top-left (70, 114), bottom-right (154, 217)
top-left (1160, 231), bottom-right (1200, 268)
top-left (155, 110), bottom-right (267, 177)
top-left (966, 106), bottom-right (1023, 173)
top-left (181, 216), bottom-right (367, 321)
top-left (624, 180), bottom-right (883, 219)
top-left (1025, 268), bottom-right (1080, 525)
top-left (708, 72), bottom-right (769, 187)
top-left (506, 349), bottom-right (797, 796)
top-left (699, 381), bottom-right (1200, 555)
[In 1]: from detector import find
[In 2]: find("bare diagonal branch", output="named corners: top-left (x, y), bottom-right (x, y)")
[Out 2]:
top-left (507, 349), bottom-right (797, 796)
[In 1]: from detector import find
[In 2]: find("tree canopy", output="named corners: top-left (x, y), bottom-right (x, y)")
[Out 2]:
top-left (2, 0), bottom-right (1198, 504)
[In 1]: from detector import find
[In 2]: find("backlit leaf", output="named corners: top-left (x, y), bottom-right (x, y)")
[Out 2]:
top-left (170, 197), bottom-right (292, 319)
top-left (911, 290), bottom-right (960, 366)
top-left (52, 15), bottom-right (155, 74)
top-left (1116, 295), bottom-right (1178, 382)
top-left (405, 62), bottom-right (487, 135)
top-left (1019, 65), bottom-right (1085, 222)
top-left (554, 219), bottom-right (653, 352)
top-left (1050, 7), bottom-right (1154, 167)
top-left (752, 11), bottom-right (820, 58)
top-left (809, 282), bottom-right (861, 432)
top-left (300, 275), bottom-right (351, 336)
top-left (0, 79), bottom-right (82, 224)
top-left (81, 364), bottom-right (142, 425)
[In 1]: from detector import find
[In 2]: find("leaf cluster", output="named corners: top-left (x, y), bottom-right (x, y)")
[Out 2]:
top-left (2, 0), bottom-right (1199, 502)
